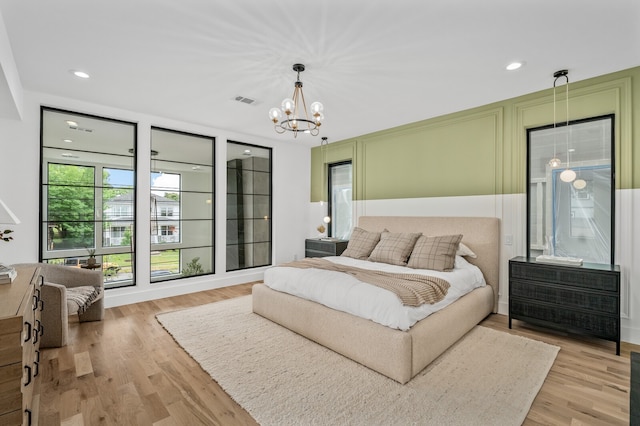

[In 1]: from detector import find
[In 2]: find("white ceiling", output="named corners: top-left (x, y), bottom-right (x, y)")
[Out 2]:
top-left (1, 0), bottom-right (639, 146)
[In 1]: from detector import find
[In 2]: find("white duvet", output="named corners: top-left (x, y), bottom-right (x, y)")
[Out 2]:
top-left (263, 255), bottom-right (486, 331)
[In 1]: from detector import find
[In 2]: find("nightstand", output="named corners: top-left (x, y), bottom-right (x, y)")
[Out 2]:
top-left (509, 256), bottom-right (620, 354)
top-left (305, 238), bottom-right (348, 258)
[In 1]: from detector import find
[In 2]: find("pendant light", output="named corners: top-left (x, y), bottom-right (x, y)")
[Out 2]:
top-left (552, 70), bottom-right (576, 183)
top-left (269, 64), bottom-right (324, 138)
top-left (548, 70), bottom-right (565, 169)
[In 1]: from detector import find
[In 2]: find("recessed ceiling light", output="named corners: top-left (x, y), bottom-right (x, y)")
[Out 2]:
top-left (61, 153), bottom-right (79, 158)
top-left (243, 149), bottom-right (251, 155)
top-left (71, 70), bottom-right (90, 79)
top-left (506, 62), bottom-right (524, 71)
top-left (63, 139), bottom-right (72, 143)
top-left (66, 120), bottom-right (78, 127)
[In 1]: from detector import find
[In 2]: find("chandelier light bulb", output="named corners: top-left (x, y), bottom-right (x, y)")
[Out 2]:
top-left (310, 101), bottom-right (324, 114)
top-left (560, 169), bottom-right (576, 183)
top-left (281, 98), bottom-right (295, 115)
top-left (573, 179), bottom-right (587, 189)
top-left (314, 112), bottom-right (324, 124)
top-left (269, 107), bottom-right (282, 123)
top-left (548, 157), bottom-right (561, 168)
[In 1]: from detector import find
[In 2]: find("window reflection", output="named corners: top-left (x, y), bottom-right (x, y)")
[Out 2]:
top-left (527, 115), bottom-right (614, 263)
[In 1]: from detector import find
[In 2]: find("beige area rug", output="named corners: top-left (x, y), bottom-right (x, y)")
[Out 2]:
top-left (157, 295), bottom-right (559, 426)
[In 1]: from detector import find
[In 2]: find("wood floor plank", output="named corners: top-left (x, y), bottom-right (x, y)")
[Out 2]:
top-left (34, 282), bottom-right (635, 425)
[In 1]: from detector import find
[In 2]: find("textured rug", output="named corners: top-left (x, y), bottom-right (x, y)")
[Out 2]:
top-left (157, 295), bottom-right (559, 426)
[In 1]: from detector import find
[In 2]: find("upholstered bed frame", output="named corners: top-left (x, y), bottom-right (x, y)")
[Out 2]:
top-left (252, 216), bottom-right (500, 384)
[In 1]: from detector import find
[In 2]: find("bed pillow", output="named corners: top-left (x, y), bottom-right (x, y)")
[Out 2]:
top-left (368, 232), bottom-right (421, 266)
top-left (340, 227), bottom-right (382, 259)
top-left (407, 234), bottom-right (463, 271)
top-left (456, 242), bottom-right (477, 258)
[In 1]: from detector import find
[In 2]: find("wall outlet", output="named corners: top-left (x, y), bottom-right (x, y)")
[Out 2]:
top-left (505, 235), bottom-right (513, 246)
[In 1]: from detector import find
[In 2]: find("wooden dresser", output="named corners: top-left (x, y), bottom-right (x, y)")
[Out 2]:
top-left (0, 266), bottom-right (43, 426)
top-left (509, 256), bottom-right (620, 354)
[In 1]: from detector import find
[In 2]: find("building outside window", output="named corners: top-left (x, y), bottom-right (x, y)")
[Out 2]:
top-left (40, 108), bottom-right (137, 289)
top-left (150, 127), bottom-right (215, 282)
top-left (328, 161), bottom-right (353, 240)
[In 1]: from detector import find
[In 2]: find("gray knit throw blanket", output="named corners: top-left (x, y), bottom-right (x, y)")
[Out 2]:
top-left (66, 286), bottom-right (102, 314)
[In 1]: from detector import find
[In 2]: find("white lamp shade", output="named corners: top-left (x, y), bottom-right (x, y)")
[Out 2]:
top-left (0, 199), bottom-right (20, 225)
top-left (560, 169), bottom-right (576, 183)
top-left (573, 179), bottom-right (587, 189)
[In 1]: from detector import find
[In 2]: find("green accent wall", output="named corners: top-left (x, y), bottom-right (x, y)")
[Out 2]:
top-left (311, 67), bottom-right (638, 202)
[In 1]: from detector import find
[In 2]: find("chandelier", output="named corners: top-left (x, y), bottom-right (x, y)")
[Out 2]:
top-left (269, 64), bottom-right (324, 137)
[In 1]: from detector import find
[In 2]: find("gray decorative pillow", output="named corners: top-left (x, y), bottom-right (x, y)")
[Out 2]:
top-left (341, 227), bottom-right (382, 260)
top-left (368, 232), bottom-right (421, 266)
top-left (407, 234), bottom-right (463, 271)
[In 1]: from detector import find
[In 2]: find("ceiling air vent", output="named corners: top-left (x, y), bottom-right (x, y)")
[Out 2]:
top-left (233, 96), bottom-right (258, 105)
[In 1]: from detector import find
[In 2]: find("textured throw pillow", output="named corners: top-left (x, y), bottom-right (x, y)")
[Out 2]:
top-left (407, 234), bottom-right (464, 271)
top-left (341, 227), bottom-right (382, 260)
top-left (456, 242), bottom-right (477, 258)
top-left (368, 232), bottom-right (421, 266)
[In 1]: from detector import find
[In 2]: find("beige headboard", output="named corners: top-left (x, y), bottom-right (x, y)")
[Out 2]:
top-left (358, 216), bottom-right (500, 311)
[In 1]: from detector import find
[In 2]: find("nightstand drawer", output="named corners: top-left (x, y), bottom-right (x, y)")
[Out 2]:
top-left (510, 299), bottom-right (619, 339)
top-left (510, 281), bottom-right (619, 314)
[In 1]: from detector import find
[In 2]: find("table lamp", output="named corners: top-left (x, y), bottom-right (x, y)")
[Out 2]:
top-left (0, 198), bottom-right (20, 242)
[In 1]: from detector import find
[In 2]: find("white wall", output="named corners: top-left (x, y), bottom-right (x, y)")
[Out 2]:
top-left (0, 90), bottom-right (310, 307)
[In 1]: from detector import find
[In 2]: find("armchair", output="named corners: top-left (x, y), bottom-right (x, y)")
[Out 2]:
top-left (12, 263), bottom-right (104, 348)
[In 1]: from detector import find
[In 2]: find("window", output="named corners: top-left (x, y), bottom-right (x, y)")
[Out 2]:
top-left (150, 127), bottom-right (214, 282)
top-left (226, 142), bottom-right (272, 271)
top-left (328, 161), bottom-right (353, 240)
top-left (527, 115), bottom-right (614, 263)
top-left (41, 108), bottom-right (136, 289)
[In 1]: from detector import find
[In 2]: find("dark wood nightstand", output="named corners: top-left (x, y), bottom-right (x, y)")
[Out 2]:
top-left (305, 238), bottom-right (348, 258)
top-left (509, 256), bottom-right (620, 355)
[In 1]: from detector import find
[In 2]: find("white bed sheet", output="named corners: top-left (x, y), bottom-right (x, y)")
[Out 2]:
top-left (263, 255), bottom-right (486, 331)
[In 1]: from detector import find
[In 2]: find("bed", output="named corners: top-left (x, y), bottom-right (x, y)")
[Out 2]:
top-left (252, 216), bottom-right (500, 384)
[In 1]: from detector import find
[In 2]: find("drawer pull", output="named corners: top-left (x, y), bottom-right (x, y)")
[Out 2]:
top-left (25, 408), bottom-right (32, 426)
top-left (24, 365), bottom-right (32, 386)
top-left (24, 321), bottom-right (32, 342)
top-left (32, 295), bottom-right (38, 311)
top-left (34, 361), bottom-right (39, 377)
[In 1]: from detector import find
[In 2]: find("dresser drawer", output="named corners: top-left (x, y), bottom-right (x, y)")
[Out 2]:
top-left (510, 262), bottom-right (618, 292)
top-left (510, 299), bottom-right (619, 340)
top-left (510, 281), bottom-right (619, 315)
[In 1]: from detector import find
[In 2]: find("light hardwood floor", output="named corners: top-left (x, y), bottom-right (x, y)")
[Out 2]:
top-left (34, 283), bottom-right (634, 425)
